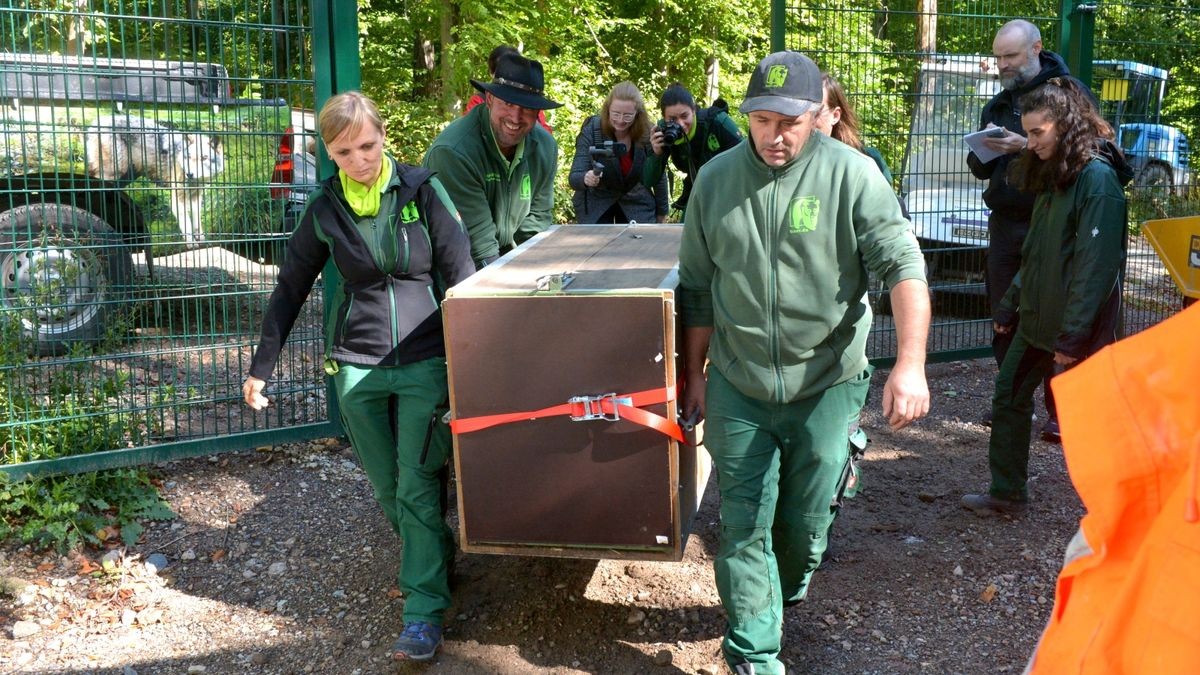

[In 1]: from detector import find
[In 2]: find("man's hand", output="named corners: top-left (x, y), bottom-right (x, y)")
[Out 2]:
top-left (881, 363), bottom-right (930, 431)
top-left (680, 369), bottom-right (707, 427)
top-left (981, 124), bottom-right (1028, 155)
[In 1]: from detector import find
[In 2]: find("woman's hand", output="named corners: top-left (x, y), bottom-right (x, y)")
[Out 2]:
top-left (243, 376), bottom-right (270, 410)
top-left (1053, 352), bottom-right (1078, 366)
top-left (650, 128), bottom-right (665, 156)
top-left (584, 169), bottom-right (601, 188)
top-left (993, 321), bottom-right (1012, 335)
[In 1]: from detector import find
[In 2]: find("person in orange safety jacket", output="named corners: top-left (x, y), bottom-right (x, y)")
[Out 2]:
top-left (1025, 301), bottom-right (1200, 674)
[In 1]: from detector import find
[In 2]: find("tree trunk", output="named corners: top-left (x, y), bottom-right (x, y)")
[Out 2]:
top-left (412, 35), bottom-right (437, 98)
top-left (64, 0), bottom-right (89, 56)
top-left (705, 56), bottom-right (720, 106)
top-left (917, 0), bottom-right (937, 58)
top-left (440, 3), bottom-right (457, 115)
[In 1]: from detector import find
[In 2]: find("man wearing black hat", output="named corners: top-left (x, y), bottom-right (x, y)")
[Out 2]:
top-left (423, 52), bottom-right (562, 269)
top-left (677, 51), bottom-right (931, 674)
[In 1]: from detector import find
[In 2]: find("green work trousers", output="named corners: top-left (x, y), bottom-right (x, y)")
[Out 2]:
top-left (333, 359), bottom-right (454, 625)
top-left (705, 366), bottom-right (871, 674)
top-left (987, 332), bottom-right (1056, 501)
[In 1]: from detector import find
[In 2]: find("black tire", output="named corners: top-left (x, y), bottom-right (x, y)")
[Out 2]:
top-left (0, 203), bottom-right (133, 355)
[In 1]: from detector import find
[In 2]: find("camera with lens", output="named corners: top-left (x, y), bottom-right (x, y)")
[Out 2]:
top-left (657, 119), bottom-right (685, 145)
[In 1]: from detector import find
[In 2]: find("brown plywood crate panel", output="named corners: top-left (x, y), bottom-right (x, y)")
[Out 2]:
top-left (443, 224), bottom-right (709, 560)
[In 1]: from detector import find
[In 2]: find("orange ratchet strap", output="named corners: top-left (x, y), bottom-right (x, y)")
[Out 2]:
top-left (449, 385), bottom-right (686, 444)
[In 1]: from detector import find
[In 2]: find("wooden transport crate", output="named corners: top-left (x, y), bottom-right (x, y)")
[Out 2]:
top-left (443, 224), bottom-right (709, 561)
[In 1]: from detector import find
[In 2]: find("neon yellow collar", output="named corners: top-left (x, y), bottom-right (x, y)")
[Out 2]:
top-left (339, 158), bottom-right (393, 217)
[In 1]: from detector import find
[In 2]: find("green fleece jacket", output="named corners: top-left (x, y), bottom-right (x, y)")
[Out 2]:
top-left (422, 103), bottom-right (558, 267)
top-left (679, 133), bottom-right (926, 403)
top-left (996, 152), bottom-right (1130, 358)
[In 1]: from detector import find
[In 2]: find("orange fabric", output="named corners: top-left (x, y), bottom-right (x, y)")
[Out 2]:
top-left (1029, 303), bottom-right (1200, 675)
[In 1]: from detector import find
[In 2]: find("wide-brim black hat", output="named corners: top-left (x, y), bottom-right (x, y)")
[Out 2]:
top-left (470, 53), bottom-right (562, 110)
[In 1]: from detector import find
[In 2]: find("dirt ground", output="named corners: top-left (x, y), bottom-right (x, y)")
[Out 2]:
top-left (0, 358), bottom-right (1082, 675)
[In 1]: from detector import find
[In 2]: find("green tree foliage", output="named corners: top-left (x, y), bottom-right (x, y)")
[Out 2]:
top-left (1096, 1), bottom-right (1200, 141)
top-left (355, 0), bottom-right (773, 220)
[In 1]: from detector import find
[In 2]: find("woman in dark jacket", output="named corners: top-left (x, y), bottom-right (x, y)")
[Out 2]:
top-left (962, 77), bottom-right (1133, 516)
top-left (569, 81), bottom-right (667, 223)
top-left (242, 91), bottom-right (474, 661)
top-left (643, 82), bottom-right (743, 214)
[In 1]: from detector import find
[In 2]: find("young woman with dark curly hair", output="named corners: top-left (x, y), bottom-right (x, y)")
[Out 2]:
top-left (962, 77), bottom-right (1134, 515)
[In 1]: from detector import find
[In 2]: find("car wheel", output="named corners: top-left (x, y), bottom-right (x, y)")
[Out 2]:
top-left (1137, 164), bottom-right (1173, 202)
top-left (0, 203), bottom-right (133, 355)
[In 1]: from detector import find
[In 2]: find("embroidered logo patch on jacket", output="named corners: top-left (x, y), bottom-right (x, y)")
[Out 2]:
top-left (789, 196), bottom-right (820, 233)
top-left (521, 174), bottom-right (532, 200)
top-left (400, 201), bottom-right (420, 223)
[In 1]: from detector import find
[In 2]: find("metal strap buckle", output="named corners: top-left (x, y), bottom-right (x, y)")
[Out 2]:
top-left (568, 393), bottom-right (632, 422)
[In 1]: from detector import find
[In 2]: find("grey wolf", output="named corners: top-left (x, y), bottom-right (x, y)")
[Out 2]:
top-left (84, 115), bottom-right (224, 242)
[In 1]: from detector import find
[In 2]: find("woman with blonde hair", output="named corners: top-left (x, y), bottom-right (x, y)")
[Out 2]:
top-left (242, 91), bottom-right (474, 661)
top-left (569, 81), bottom-right (668, 223)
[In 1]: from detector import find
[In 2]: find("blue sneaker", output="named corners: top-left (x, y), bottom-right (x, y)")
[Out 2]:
top-left (391, 621), bottom-right (443, 661)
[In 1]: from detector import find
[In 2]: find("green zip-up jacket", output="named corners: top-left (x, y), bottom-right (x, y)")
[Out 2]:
top-left (679, 134), bottom-right (926, 403)
top-left (996, 146), bottom-right (1132, 358)
top-left (422, 103), bottom-right (558, 268)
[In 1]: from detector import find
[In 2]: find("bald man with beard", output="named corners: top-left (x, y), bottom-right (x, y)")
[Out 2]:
top-left (966, 19), bottom-right (1094, 442)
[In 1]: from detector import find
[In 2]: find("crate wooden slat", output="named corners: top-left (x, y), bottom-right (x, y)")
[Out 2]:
top-left (443, 224), bottom-right (709, 560)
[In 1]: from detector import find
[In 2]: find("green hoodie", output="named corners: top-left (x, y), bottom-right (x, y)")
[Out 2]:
top-left (423, 103), bottom-right (558, 267)
top-left (679, 133), bottom-right (925, 403)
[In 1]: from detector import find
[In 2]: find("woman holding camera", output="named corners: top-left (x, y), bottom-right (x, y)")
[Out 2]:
top-left (242, 92), bottom-right (475, 661)
top-left (569, 81), bottom-right (668, 223)
top-left (642, 82), bottom-right (743, 214)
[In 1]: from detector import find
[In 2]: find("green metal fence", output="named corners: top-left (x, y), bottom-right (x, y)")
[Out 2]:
top-left (774, 0), bottom-right (1199, 364)
top-left (0, 0), bottom-right (339, 479)
top-left (3, 2), bottom-right (1195, 479)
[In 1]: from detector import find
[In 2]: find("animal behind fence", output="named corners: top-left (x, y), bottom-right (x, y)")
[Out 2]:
top-left (84, 114), bottom-right (224, 242)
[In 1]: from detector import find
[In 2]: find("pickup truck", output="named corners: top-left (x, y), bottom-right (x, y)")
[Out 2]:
top-left (0, 52), bottom-right (309, 354)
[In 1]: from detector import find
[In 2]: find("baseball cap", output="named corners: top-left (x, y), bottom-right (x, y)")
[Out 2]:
top-left (739, 51), bottom-right (823, 117)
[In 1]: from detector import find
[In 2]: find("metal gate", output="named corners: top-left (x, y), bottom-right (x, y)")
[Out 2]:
top-left (772, 0), bottom-right (1199, 365)
top-left (0, 0), bottom-right (356, 479)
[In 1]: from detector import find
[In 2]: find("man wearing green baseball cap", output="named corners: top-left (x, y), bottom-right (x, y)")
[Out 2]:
top-left (677, 50), bottom-right (932, 674)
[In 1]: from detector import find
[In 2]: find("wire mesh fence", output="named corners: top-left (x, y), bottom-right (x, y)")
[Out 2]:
top-left (0, 1), bottom-right (329, 476)
top-left (780, 0), bottom-right (1198, 364)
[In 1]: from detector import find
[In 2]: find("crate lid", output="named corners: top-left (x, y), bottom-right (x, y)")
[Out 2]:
top-left (447, 224), bottom-right (682, 297)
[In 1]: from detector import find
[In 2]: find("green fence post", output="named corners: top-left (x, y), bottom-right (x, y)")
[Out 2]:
top-left (1060, 0), bottom-right (1096, 88)
top-left (771, 0), bottom-right (786, 52)
top-left (312, 0), bottom-right (364, 438)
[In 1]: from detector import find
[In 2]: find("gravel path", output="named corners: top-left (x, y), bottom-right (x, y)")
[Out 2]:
top-left (1, 359), bottom-right (1081, 674)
